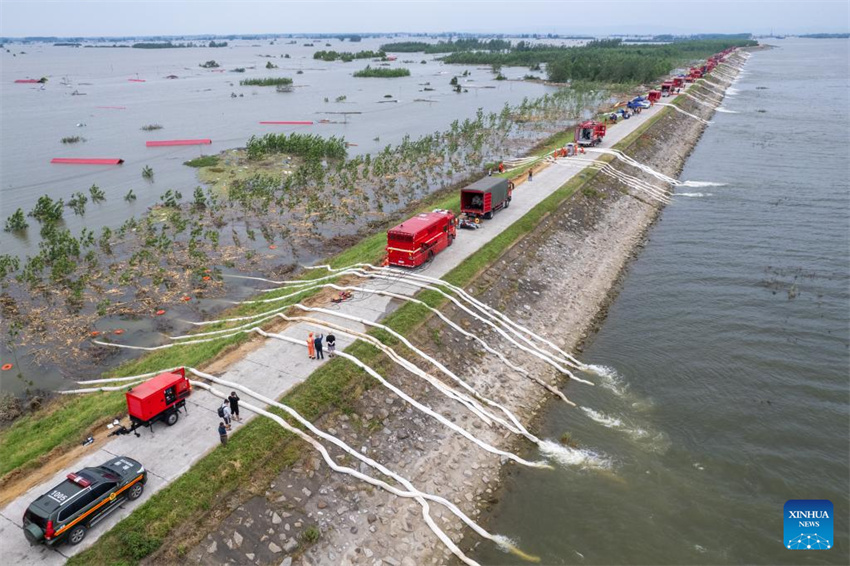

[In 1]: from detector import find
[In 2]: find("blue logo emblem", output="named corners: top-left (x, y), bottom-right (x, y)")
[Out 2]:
top-left (785, 500), bottom-right (833, 550)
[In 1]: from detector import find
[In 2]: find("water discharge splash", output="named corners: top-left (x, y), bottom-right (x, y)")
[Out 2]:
top-left (675, 192), bottom-right (712, 198)
top-left (680, 180), bottom-right (727, 188)
top-left (715, 107), bottom-right (738, 114)
top-left (580, 407), bottom-right (624, 429)
top-left (539, 439), bottom-right (611, 470)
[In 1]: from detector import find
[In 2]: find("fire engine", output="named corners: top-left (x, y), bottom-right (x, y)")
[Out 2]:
top-left (386, 210), bottom-right (456, 268)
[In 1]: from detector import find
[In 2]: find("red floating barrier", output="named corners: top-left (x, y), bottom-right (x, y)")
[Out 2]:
top-left (128, 79), bottom-right (146, 82)
top-left (156, 309), bottom-right (166, 316)
top-left (259, 121), bottom-right (314, 125)
top-left (113, 329), bottom-right (125, 335)
top-left (1, 363), bottom-right (13, 371)
top-left (145, 139), bottom-right (212, 147)
top-left (96, 106), bottom-right (127, 110)
top-left (51, 158), bottom-right (124, 165)
top-left (146, 139), bottom-right (212, 147)
top-left (14, 79), bottom-right (39, 84)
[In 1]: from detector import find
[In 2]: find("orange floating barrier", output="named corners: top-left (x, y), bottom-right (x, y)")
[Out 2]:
top-left (156, 309), bottom-right (166, 316)
top-left (90, 330), bottom-right (101, 337)
top-left (128, 79), bottom-right (146, 82)
top-left (259, 121), bottom-right (314, 125)
top-left (113, 329), bottom-right (125, 335)
top-left (202, 276), bottom-right (211, 281)
top-left (14, 79), bottom-right (39, 84)
top-left (1, 363), bottom-right (13, 371)
top-left (268, 245), bottom-right (277, 249)
top-left (146, 139), bottom-right (211, 147)
top-left (181, 296), bottom-right (191, 301)
top-left (51, 158), bottom-right (124, 165)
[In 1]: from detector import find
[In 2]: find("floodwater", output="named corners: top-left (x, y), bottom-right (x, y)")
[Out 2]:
top-left (0, 36), bottom-right (560, 393)
top-left (0, 37), bottom-right (558, 260)
top-left (475, 40), bottom-right (850, 564)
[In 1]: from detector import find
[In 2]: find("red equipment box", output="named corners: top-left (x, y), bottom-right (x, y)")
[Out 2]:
top-left (648, 90), bottom-right (661, 103)
top-left (386, 210), bottom-right (456, 268)
top-left (126, 368), bottom-right (191, 427)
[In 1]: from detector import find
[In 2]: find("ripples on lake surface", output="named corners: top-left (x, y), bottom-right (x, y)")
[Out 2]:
top-left (475, 39), bottom-right (850, 565)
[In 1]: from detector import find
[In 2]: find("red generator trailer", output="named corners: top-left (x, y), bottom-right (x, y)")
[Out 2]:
top-left (661, 81), bottom-right (674, 96)
top-left (672, 76), bottom-right (685, 89)
top-left (575, 120), bottom-right (606, 147)
top-left (461, 177), bottom-right (514, 220)
top-left (386, 210), bottom-right (456, 268)
top-left (125, 368), bottom-right (192, 434)
top-left (648, 90), bottom-right (661, 103)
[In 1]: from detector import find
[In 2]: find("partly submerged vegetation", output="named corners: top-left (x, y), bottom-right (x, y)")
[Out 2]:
top-left (60, 136), bottom-right (85, 144)
top-left (313, 49), bottom-right (384, 62)
top-left (353, 65), bottom-right (410, 78)
top-left (245, 132), bottom-right (348, 161)
top-left (239, 76), bottom-right (293, 86)
top-left (183, 155), bottom-right (221, 168)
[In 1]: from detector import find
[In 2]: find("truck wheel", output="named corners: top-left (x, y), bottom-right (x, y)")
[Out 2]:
top-left (447, 234), bottom-right (454, 246)
top-left (504, 198), bottom-right (511, 209)
top-left (484, 211), bottom-right (493, 220)
top-left (128, 482), bottom-right (145, 501)
top-left (68, 525), bottom-right (87, 545)
top-left (165, 411), bottom-right (179, 426)
top-left (427, 250), bottom-right (435, 262)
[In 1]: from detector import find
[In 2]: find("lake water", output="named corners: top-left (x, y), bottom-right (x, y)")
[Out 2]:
top-left (0, 36), bottom-right (559, 260)
top-left (475, 39), bottom-right (850, 565)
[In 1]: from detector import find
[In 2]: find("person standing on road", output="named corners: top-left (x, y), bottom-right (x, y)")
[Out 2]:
top-left (314, 333), bottom-right (325, 360)
top-left (221, 400), bottom-right (232, 430)
top-left (327, 333), bottom-right (336, 358)
top-left (528, 169), bottom-right (533, 182)
top-left (218, 422), bottom-right (228, 446)
top-left (307, 332), bottom-right (316, 359)
top-left (228, 391), bottom-right (241, 422)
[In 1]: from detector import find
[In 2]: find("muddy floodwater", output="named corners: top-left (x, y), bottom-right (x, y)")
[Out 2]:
top-left (475, 39), bottom-right (850, 564)
top-left (0, 36), bottom-right (566, 394)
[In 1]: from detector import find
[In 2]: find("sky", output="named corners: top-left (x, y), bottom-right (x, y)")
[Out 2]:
top-left (0, 0), bottom-right (848, 37)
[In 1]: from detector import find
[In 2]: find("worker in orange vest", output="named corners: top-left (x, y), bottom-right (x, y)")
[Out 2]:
top-left (498, 162), bottom-right (505, 173)
top-left (307, 332), bottom-right (316, 359)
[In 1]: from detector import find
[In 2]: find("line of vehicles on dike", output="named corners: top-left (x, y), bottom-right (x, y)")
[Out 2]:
top-left (19, 47), bottom-right (736, 550)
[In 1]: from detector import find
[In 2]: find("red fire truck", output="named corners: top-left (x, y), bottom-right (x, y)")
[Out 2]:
top-left (672, 76), bottom-right (685, 89)
top-left (386, 210), bottom-right (456, 268)
top-left (575, 120), bottom-right (606, 147)
top-left (648, 90), bottom-right (661, 103)
top-left (661, 80), bottom-right (675, 96)
top-left (123, 368), bottom-right (192, 434)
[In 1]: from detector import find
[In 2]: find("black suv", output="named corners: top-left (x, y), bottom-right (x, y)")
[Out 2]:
top-left (23, 456), bottom-right (147, 546)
